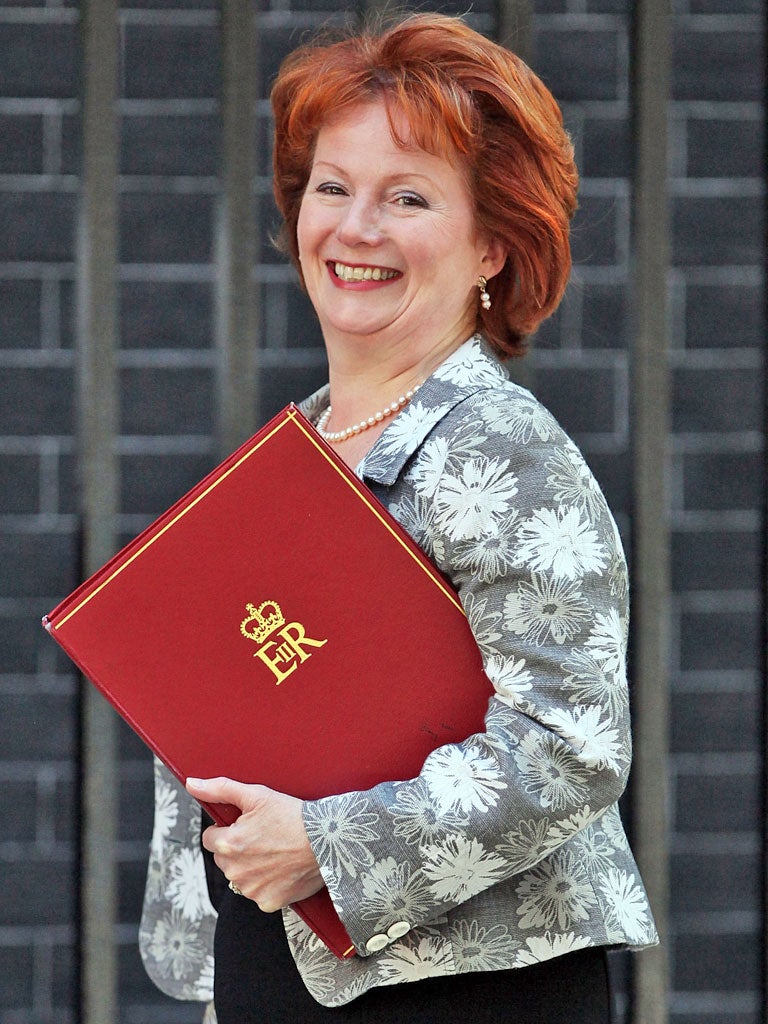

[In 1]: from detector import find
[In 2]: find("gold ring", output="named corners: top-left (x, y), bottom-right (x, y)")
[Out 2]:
top-left (228, 880), bottom-right (243, 897)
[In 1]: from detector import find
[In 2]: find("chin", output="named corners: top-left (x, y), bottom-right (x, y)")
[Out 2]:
top-left (322, 315), bottom-right (399, 340)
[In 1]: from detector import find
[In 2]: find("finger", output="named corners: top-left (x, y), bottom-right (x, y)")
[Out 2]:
top-left (200, 821), bottom-right (227, 854)
top-left (186, 776), bottom-right (250, 808)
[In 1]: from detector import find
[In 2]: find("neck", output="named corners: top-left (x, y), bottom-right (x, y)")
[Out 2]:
top-left (322, 322), bottom-right (472, 428)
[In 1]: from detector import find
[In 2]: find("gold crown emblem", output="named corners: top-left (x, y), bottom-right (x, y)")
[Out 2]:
top-left (240, 601), bottom-right (285, 645)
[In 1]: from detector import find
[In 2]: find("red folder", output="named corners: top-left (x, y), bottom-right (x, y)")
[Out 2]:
top-left (44, 405), bottom-right (493, 959)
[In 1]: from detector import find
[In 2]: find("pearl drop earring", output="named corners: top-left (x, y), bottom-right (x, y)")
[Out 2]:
top-left (478, 276), bottom-right (491, 311)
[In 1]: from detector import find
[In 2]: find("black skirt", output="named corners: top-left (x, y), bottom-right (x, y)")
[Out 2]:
top-left (212, 885), bottom-right (613, 1024)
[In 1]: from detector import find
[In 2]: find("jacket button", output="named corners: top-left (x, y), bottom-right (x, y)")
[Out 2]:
top-left (365, 933), bottom-right (390, 953)
top-left (386, 921), bottom-right (411, 940)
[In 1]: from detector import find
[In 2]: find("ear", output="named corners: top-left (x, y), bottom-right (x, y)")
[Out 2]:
top-left (480, 236), bottom-right (507, 281)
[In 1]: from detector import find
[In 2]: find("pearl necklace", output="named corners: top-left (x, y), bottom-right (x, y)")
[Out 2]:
top-left (315, 384), bottom-right (422, 443)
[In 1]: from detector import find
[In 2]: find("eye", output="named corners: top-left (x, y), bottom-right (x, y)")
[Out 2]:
top-left (394, 191), bottom-right (429, 209)
top-left (315, 181), bottom-right (347, 196)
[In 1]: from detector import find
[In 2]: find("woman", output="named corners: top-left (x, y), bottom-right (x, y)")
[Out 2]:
top-left (140, 14), bottom-right (657, 1022)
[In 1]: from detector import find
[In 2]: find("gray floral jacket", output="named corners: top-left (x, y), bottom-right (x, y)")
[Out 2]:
top-left (140, 335), bottom-right (657, 1012)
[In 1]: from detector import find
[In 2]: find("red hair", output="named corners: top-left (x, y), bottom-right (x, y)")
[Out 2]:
top-left (270, 13), bottom-right (578, 357)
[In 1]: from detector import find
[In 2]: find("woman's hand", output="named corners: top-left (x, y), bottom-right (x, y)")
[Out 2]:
top-left (185, 776), bottom-right (325, 912)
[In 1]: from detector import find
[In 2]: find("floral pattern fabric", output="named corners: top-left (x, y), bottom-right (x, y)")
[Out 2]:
top-left (140, 335), bottom-right (657, 1012)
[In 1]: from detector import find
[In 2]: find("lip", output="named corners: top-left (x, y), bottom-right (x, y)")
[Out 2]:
top-left (326, 260), bottom-right (402, 289)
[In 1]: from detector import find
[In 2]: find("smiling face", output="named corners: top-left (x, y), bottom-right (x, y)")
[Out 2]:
top-left (296, 100), bottom-right (505, 366)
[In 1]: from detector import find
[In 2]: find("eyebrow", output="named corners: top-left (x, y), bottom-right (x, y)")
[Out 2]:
top-left (309, 160), bottom-right (438, 188)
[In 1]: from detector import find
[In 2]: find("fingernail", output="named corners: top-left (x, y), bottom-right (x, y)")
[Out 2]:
top-left (186, 777), bottom-right (205, 787)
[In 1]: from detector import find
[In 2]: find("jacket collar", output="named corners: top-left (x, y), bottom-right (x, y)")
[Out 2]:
top-left (298, 335), bottom-right (509, 486)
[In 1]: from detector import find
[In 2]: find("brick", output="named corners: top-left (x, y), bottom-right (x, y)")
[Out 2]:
top-left (121, 115), bottom-right (220, 176)
top-left (0, 780), bottom-right (37, 842)
top-left (0, 946), bottom-right (34, 1008)
top-left (672, 367), bottom-right (760, 433)
top-left (284, 287), bottom-right (324, 350)
top-left (0, 453), bottom-right (39, 513)
top-left (581, 282), bottom-right (628, 349)
top-left (52, 941), bottom-right (76, 1013)
top-left (679, 608), bottom-right (761, 672)
top-left (259, 24), bottom-right (347, 108)
top-left (119, 715), bottom-right (152, 760)
top-left (429, 0), bottom-right (496, 13)
top-left (120, 281), bottom-right (213, 349)
top-left (53, 644), bottom-right (79, 676)
top-left (674, 932), bottom-right (760, 992)
top-left (119, 772), bottom-right (154, 842)
top-left (120, 452), bottom-right (215, 514)
top-left (259, 192), bottom-right (286, 266)
top-left (0, 192), bottom-right (76, 262)
top-left (61, 111), bottom-right (80, 176)
top-left (0, 857), bottom-right (76, 926)
top-left (60, 279), bottom-right (76, 350)
top-left (686, 118), bottom-right (763, 179)
top-left (0, 529), bottom-right (78, 600)
top-left (682, 452), bottom-right (764, 511)
top-left (120, 192), bottom-right (213, 264)
top-left (570, 195), bottom-right (623, 267)
top-left (532, 0), bottom-right (567, 10)
top-left (124, 25), bottom-right (220, 100)
top-left (675, 771), bottom-right (760, 833)
top-left (671, 530), bottom-right (761, 591)
top-left (58, 452), bottom-right (78, 515)
top-left (583, 451), bottom-right (632, 516)
top-left (531, 303), bottom-right (563, 350)
top-left (689, 0), bottom-right (760, 9)
top-left (685, 282), bottom-right (763, 349)
top-left (0, 279), bottom-right (42, 349)
top-left (587, 0), bottom-right (628, 10)
top-left (672, 196), bottom-right (762, 267)
top-left (534, 366), bottom-right (619, 435)
top-left (670, 849), bottom-right (759, 914)
top-left (0, 613), bottom-right (41, 673)
top-left (54, 777), bottom-right (76, 843)
top-left (0, 694), bottom-right (77, 760)
top-left (671, 690), bottom-right (760, 754)
top-left (123, 0), bottom-right (215, 7)
top-left (581, 117), bottom-right (631, 179)
top-left (673, 27), bottom-right (762, 102)
top-left (288, 0), bottom-right (365, 9)
top-left (0, 366), bottom-right (75, 436)
top-left (0, 23), bottom-right (78, 99)
top-left (122, 999), bottom-right (207, 1023)
top-left (670, 1016), bottom-right (757, 1024)
top-left (0, 113), bottom-right (43, 173)
top-left (533, 29), bottom-right (621, 102)
top-left (257, 363), bottom-right (330, 423)
top-left (255, 110), bottom-right (274, 179)
top-left (120, 367), bottom-right (214, 435)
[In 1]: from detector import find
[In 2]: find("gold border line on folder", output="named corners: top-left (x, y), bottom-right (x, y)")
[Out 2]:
top-left (290, 416), bottom-right (465, 616)
top-left (54, 414), bottom-right (296, 629)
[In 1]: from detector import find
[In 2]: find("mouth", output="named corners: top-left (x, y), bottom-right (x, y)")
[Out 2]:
top-left (330, 261), bottom-right (401, 283)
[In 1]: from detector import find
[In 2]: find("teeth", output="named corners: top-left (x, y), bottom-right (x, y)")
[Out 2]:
top-left (334, 262), bottom-right (398, 282)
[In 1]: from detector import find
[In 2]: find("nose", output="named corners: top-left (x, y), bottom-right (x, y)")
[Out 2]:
top-left (335, 196), bottom-right (382, 248)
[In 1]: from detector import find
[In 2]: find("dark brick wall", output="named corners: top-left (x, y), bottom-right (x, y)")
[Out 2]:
top-left (665, 4), bottom-right (764, 1022)
top-left (0, 1), bottom-right (763, 1022)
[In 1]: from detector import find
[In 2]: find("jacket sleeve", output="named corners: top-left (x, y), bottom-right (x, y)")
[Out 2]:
top-left (302, 389), bottom-right (632, 956)
top-left (139, 758), bottom-right (218, 1001)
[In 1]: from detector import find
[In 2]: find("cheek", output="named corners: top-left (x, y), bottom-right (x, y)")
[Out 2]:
top-left (296, 201), bottom-right (320, 255)
top-left (296, 208), bottom-right (310, 260)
